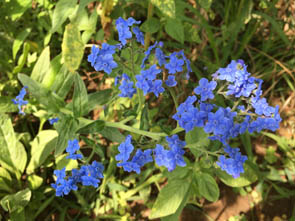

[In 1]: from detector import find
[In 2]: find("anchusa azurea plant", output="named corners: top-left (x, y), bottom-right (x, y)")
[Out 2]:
top-left (13, 17), bottom-right (281, 199)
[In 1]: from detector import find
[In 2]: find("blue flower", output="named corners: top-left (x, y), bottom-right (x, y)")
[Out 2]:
top-left (135, 65), bottom-right (164, 97)
top-left (12, 86), bottom-right (28, 115)
top-left (165, 52), bottom-right (184, 74)
top-left (131, 149), bottom-right (153, 167)
top-left (118, 74), bottom-right (137, 98)
top-left (87, 44), bottom-right (117, 74)
top-left (132, 27), bottom-right (144, 46)
top-left (117, 161), bottom-right (141, 174)
top-left (115, 17), bottom-right (141, 46)
top-left (141, 41), bottom-right (159, 68)
top-left (49, 117), bottom-right (59, 125)
top-left (115, 135), bottom-right (134, 162)
top-left (217, 146), bottom-right (247, 178)
top-left (251, 97), bottom-right (275, 117)
top-left (165, 75), bottom-right (177, 87)
top-left (66, 139), bottom-right (83, 160)
top-left (155, 47), bottom-right (166, 66)
top-left (193, 78), bottom-right (217, 101)
top-left (154, 144), bottom-right (172, 169)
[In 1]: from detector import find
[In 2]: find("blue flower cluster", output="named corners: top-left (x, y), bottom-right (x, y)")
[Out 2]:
top-left (87, 44), bottom-right (118, 74)
top-left (49, 117), bottom-right (59, 125)
top-left (115, 73), bottom-right (137, 98)
top-left (115, 134), bottom-right (186, 173)
top-left (172, 60), bottom-right (281, 178)
top-left (12, 86), bottom-right (28, 115)
top-left (216, 145), bottom-right (248, 178)
top-left (51, 160), bottom-right (104, 197)
top-left (66, 139), bottom-right (83, 160)
top-left (87, 17), bottom-right (192, 99)
top-left (135, 65), bottom-right (164, 97)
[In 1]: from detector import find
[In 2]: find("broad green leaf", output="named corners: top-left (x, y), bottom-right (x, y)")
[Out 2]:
top-left (0, 188), bottom-right (31, 212)
top-left (72, 73), bottom-right (88, 117)
top-left (77, 120), bottom-right (105, 134)
top-left (56, 154), bottom-right (78, 171)
top-left (161, 184), bottom-right (191, 221)
top-left (184, 23), bottom-right (201, 43)
top-left (86, 89), bottom-right (113, 113)
top-left (26, 130), bottom-right (58, 174)
top-left (14, 141), bottom-right (27, 174)
top-left (151, 0), bottom-right (176, 18)
top-left (0, 114), bottom-right (18, 173)
top-left (149, 179), bottom-right (190, 219)
top-left (185, 127), bottom-right (210, 158)
top-left (51, 0), bottom-right (77, 33)
top-left (7, 0), bottom-right (32, 21)
top-left (164, 18), bottom-right (184, 43)
top-left (100, 127), bottom-right (125, 143)
top-left (27, 174), bottom-right (43, 190)
top-left (196, 173), bottom-right (219, 202)
top-left (12, 28), bottom-right (31, 60)
top-left (0, 97), bottom-right (18, 113)
top-left (62, 23), bottom-right (85, 73)
top-left (42, 54), bottom-right (62, 89)
top-left (0, 167), bottom-right (13, 193)
top-left (50, 65), bottom-right (74, 99)
top-left (55, 116), bottom-right (78, 156)
top-left (18, 74), bottom-right (65, 113)
top-left (217, 162), bottom-right (258, 187)
top-left (10, 207), bottom-right (25, 221)
top-left (141, 18), bottom-right (161, 34)
top-left (31, 46), bottom-right (50, 83)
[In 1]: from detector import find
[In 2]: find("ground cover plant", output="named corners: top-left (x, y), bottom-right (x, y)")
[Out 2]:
top-left (0, 0), bottom-right (295, 220)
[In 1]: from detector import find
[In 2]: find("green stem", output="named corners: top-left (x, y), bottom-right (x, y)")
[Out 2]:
top-left (167, 86), bottom-right (178, 108)
top-left (186, 143), bottom-right (220, 157)
top-left (38, 118), bottom-right (46, 134)
top-left (105, 121), bottom-right (167, 140)
top-left (144, 2), bottom-right (154, 50)
top-left (130, 41), bottom-right (144, 114)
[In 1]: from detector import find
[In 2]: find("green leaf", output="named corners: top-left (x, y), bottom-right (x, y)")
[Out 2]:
top-left (149, 179), bottom-right (191, 219)
top-left (13, 42), bottom-right (30, 74)
top-left (50, 65), bottom-right (74, 99)
top-left (185, 127), bottom-right (210, 158)
top-left (7, 0), bottom-right (32, 21)
top-left (0, 188), bottom-right (31, 212)
top-left (196, 173), bottom-right (219, 202)
top-left (18, 74), bottom-right (65, 113)
top-left (31, 46), bottom-right (50, 83)
top-left (0, 167), bottom-right (13, 193)
top-left (72, 73), bottom-right (88, 117)
top-left (51, 0), bottom-right (77, 33)
top-left (100, 127), bottom-right (125, 143)
top-left (10, 207), bottom-right (25, 221)
top-left (0, 114), bottom-right (26, 175)
top-left (26, 130), bottom-right (58, 174)
top-left (56, 154), bottom-right (78, 171)
top-left (217, 162), bottom-right (258, 187)
top-left (151, 0), bottom-right (176, 18)
top-left (77, 119), bottom-right (105, 134)
top-left (12, 28), bottom-right (31, 60)
top-left (86, 89), bottom-right (113, 113)
top-left (42, 54), bottom-right (62, 89)
top-left (27, 175), bottom-right (43, 190)
top-left (55, 116), bottom-right (78, 156)
top-left (0, 97), bottom-right (18, 113)
top-left (164, 18), bottom-right (184, 43)
top-left (62, 23), bottom-right (85, 73)
top-left (141, 17), bottom-right (161, 34)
